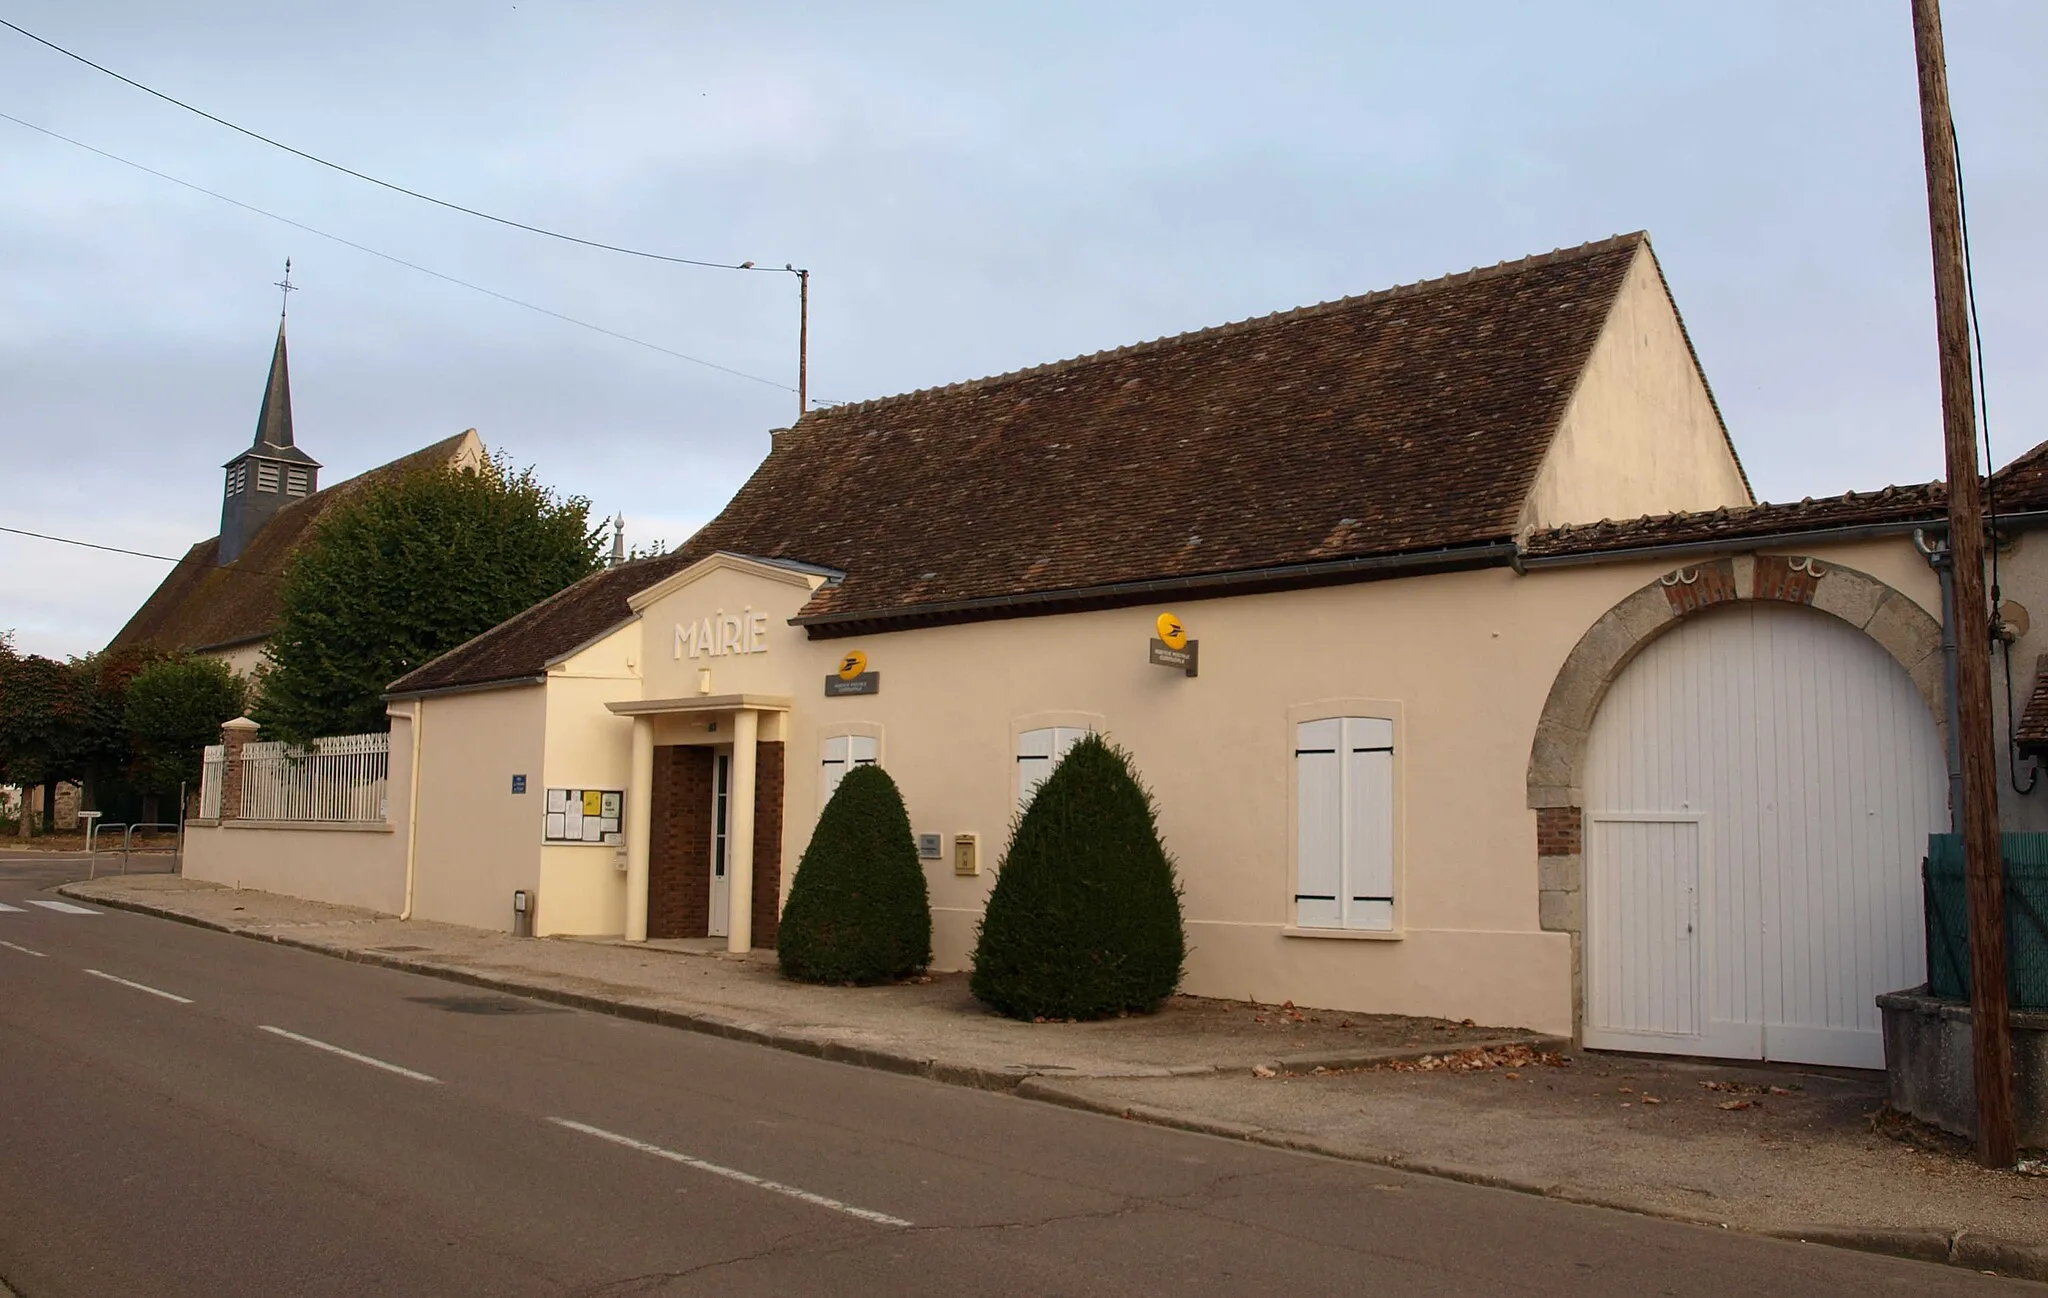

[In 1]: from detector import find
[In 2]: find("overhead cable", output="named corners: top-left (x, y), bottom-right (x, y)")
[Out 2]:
top-left (0, 111), bottom-right (799, 394)
top-left (0, 16), bottom-right (778, 272)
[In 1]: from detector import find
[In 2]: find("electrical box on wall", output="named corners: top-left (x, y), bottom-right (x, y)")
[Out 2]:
top-left (954, 833), bottom-right (980, 877)
top-left (916, 833), bottom-right (942, 861)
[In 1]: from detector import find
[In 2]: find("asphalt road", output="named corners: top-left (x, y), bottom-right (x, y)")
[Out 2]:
top-left (0, 855), bottom-right (2028, 1296)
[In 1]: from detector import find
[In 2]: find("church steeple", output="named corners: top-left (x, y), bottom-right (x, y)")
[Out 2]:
top-left (219, 262), bottom-right (322, 565)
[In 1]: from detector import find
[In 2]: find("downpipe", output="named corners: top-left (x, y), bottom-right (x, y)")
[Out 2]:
top-left (401, 698), bottom-right (424, 920)
top-left (1915, 528), bottom-right (1965, 831)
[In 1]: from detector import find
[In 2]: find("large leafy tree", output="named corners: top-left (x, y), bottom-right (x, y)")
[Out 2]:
top-left (0, 635), bottom-right (80, 835)
top-left (255, 454), bottom-right (600, 739)
top-left (125, 655), bottom-right (247, 799)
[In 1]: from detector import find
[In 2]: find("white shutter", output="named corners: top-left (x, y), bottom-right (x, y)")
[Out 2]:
top-left (820, 735), bottom-right (850, 807)
top-left (1295, 719), bottom-right (1343, 928)
top-left (1017, 727), bottom-right (1056, 810)
top-left (1344, 718), bottom-right (1395, 930)
top-left (850, 735), bottom-right (878, 768)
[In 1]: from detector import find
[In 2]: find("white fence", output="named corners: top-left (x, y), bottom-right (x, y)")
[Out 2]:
top-left (238, 733), bottom-right (390, 823)
top-left (199, 745), bottom-right (225, 819)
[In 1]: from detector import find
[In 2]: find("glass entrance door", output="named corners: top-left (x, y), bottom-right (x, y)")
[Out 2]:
top-left (708, 750), bottom-right (731, 938)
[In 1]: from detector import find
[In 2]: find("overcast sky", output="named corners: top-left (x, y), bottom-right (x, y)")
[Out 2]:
top-left (2, 2), bottom-right (2043, 658)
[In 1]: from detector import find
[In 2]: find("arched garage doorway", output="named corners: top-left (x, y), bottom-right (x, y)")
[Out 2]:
top-left (1581, 598), bottom-right (1944, 1068)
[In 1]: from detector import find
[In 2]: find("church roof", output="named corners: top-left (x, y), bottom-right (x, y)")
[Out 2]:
top-left (109, 431), bottom-right (480, 657)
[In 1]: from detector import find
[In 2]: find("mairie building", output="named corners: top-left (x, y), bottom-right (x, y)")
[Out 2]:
top-left (184, 232), bottom-right (2048, 1068)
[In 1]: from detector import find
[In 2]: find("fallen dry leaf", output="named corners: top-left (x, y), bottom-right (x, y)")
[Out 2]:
top-left (1717, 1099), bottom-right (1757, 1111)
top-left (1642, 1096), bottom-right (1664, 1105)
top-left (1252, 1065), bottom-right (1277, 1078)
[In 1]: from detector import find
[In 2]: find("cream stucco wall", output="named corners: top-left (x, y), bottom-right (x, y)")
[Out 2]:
top-left (533, 631), bottom-right (640, 936)
top-left (1519, 244), bottom-right (1753, 532)
top-left (183, 822), bottom-right (404, 913)
top-left (393, 533), bottom-right (1971, 1036)
top-left (1984, 529), bottom-right (2048, 832)
top-left (203, 640), bottom-right (270, 680)
top-left (409, 683), bottom-right (547, 932)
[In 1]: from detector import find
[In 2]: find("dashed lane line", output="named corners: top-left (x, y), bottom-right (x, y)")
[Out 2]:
top-left (548, 1117), bottom-right (913, 1228)
top-left (84, 969), bottom-right (193, 1004)
top-left (0, 940), bottom-right (47, 957)
top-left (0, 902), bottom-right (25, 912)
top-left (25, 900), bottom-right (99, 915)
top-left (258, 1026), bottom-right (441, 1084)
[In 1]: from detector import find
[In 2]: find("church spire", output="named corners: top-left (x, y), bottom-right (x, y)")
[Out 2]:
top-left (220, 262), bottom-right (320, 565)
top-left (254, 259), bottom-right (296, 449)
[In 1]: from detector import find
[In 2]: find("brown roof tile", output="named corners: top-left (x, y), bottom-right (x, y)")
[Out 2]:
top-left (391, 233), bottom-right (1653, 693)
top-left (2018, 654), bottom-right (2048, 754)
top-left (107, 432), bottom-right (479, 656)
top-left (1523, 433), bottom-right (2048, 561)
top-left (1522, 482), bottom-right (1951, 559)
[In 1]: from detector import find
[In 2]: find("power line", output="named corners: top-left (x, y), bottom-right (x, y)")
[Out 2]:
top-left (0, 110), bottom-right (799, 394)
top-left (0, 16), bottom-right (781, 273)
top-left (0, 524), bottom-right (285, 576)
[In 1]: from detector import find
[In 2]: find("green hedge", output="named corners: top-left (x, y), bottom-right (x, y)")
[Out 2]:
top-left (971, 734), bottom-right (1185, 1019)
top-left (777, 764), bottom-right (932, 984)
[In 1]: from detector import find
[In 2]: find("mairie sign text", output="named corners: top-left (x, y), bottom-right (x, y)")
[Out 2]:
top-left (675, 608), bottom-right (770, 659)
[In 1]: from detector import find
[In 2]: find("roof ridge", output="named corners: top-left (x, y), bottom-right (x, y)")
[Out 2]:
top-left (796, 231), bottom-right (1648, 425)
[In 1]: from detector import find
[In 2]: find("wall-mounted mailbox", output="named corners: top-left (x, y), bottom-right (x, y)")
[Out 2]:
top-left (954, 833), bottom-right (980, 877)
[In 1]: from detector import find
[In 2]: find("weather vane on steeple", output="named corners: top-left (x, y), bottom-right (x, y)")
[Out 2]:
top-left (274, 257), bottom-right (297, 321)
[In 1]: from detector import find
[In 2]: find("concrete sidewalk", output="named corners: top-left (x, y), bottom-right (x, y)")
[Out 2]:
top-left (58, 874), bottom-right (2048, 1283)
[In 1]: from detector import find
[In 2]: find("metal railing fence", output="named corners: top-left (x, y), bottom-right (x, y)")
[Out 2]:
top-left (238, 732), bottom-right (389, 824)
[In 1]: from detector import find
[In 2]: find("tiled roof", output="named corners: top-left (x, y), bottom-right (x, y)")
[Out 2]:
top-left (1522, 482), bottom-right (1951, 559)
top-left (107, 432), bottom-right (478, 657)
top-left (389, 233), bottom-right (1651, 693)
top-left (1523, 434), bottom-right (2048, 560)
top-left (2017, 655), bottom-right (2048, 754)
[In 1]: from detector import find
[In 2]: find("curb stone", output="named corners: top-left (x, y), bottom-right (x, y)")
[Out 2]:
top-left (62, 883), bottom-right (2048, 1284)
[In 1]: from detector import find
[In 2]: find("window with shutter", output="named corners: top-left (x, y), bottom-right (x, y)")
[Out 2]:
top-left (1016, 726), bottom-right (1089, 811)
top-left (226, 463), bottom-right (247, 495)
top-left (820, 733), bottom-right (879, 807)
top-left (286, 467), bottom-right (310, 496)
top-left (256, 463), bottom-right (281, 493)
top-left (1294, 716), bottom-right (1396, 930)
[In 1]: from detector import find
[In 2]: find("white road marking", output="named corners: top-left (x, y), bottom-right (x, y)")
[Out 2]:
top-left (548, 1117), bottom-right (913, 1228)
top-left (0, 902), bottom-right (26, 912)
top-left (85, 969), bottom-right (192, 1004)
top-left (26, 900), bottom-right (99, 915)
top-left (258, 1026), bottom-right (440, 1084)
top-left (0, 939), bottom-right (47, 957)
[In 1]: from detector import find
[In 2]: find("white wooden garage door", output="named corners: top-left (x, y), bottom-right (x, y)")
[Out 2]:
top-left (1583, 600), bottom-right (1944, 1069)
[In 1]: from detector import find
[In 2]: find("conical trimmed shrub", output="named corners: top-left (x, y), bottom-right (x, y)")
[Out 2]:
top-left (971, 734), bottom-right (1186, 1019)
top-left (778, 764), bottom-right (932, 984)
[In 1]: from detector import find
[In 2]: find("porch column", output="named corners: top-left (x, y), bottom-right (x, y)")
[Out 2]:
top-left (624, 715), bottom-right (655, 942)
top-left (726, 708), bottom-right (759, 954)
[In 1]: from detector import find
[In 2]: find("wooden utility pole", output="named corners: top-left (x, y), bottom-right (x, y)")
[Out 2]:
top-left (1911, 0), bottom-right (2016, 1169)
top-left (790, 264), bottom-right (810, 418)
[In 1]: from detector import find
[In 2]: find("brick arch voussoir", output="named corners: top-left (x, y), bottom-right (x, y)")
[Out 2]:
top-left (1528, 554), bottom-right (1942, 813)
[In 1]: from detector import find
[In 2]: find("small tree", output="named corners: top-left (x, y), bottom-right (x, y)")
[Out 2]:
top-left (778, 765), bottom-right (932, 984)
top-left (125, 656), bottom-right (247, 801)
top-left (256, 453), bottom-right (600, 739)
top-left (971, 734), bottom-right (1186, 1020)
